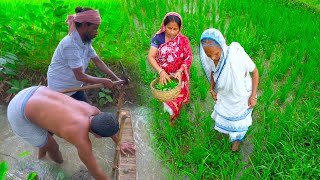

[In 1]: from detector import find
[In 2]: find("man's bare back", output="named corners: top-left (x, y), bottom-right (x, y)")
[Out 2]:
top-left (7, 86), bottom-right (135, 180)
top-left (23, 87), bottom-right (110, 179)
top-left (25, 86), bottom-right (100, 144)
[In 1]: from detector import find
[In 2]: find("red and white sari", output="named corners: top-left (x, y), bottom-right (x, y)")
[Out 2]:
top-left (156, 30), bottom-right (193, 122)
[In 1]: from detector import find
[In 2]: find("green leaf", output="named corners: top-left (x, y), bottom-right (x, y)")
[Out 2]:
top-left (53, 10), bottom-right (64, 17)
top-left (0, 58), bottom-right (6, 65)
top-left (106, 95), bottom-right (113, 102)
top-left (27, 172), bottom-right (38, 180)
top-left (4, 52), bottom-right (18, 61)
top-left (99, 98), bottom-right (106, 107)
top-left (154, 80), bottom-right (178, 91)
top-left (3, 57), bottom-right (14, 65)
top-left (57, 172), bottom-right (65, 180)
top-left (19, 151), bottom-right (30, 157)
top-left (99, 92), bottom-right (106, 98)
top-left (50, 0), bottom-right (56, 4)
top-left (21, 79), bottom-right (29, 87)
top-left (56, 0), bottom-right (64, 5)
top-left (6, 80), bottom-right (15, 87)
top-left (102, 89), bottom-right (111, 93)
top-left (43, 3), bottom-right (53, 8)
top-left (0, 161), bottom-right (9, 180)
top-left (6, 89), bottom-right (17, 94)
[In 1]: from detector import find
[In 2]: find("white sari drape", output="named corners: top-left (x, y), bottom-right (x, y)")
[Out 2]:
top-left (200, 29), bottom-right (255, 142)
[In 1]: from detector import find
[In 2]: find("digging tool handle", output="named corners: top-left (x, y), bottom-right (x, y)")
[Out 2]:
top-left (60, 80), bottom-right (126, 94)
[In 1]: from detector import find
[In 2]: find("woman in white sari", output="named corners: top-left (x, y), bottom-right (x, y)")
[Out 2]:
top-left (199, 28), bottom-right (259, 152)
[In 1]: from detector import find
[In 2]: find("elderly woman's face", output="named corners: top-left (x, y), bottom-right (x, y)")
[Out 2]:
top-left (165, 21), bottom-right (180, 39)
top-left (204, 46), bottom-right (222, 62)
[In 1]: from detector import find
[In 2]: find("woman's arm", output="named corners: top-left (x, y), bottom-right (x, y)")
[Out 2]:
top-left (148, 46), bottom-right (170, 84)
top-left (248, 67), bottom-right (259, 108)
top-left (210, 71), bottom-right (215, 91)
top-left (147, 47), bottom-right (162, 73)
top-left (250, 68), bottom-right (259, 98)
top-left (210, 71), bottom-right (217, 101)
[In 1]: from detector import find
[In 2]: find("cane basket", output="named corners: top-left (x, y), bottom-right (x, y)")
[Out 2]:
top-left (150, 77), bottom-right (181, 102)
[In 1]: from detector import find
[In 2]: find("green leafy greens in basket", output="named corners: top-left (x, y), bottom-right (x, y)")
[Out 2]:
top-left (155, 80), bottom-right (179, 91)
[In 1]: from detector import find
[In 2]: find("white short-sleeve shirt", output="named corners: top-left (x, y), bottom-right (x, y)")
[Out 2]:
top-left (47, 30), bottom-right (97, 95)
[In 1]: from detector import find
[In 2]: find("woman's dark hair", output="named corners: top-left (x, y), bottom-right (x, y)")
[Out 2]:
top-left (75, 6), bottom-right (94, 28)
top-left (164, 15), bottom-right (181, 29)
top-left (90, 112), bottom-right (119, 137)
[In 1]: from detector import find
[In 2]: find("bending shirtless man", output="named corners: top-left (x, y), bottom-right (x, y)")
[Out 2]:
top-left (7, 86), bottom-right (135, 180)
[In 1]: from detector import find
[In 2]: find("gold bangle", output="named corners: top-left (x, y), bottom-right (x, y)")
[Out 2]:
top-left (177, 70), bottom-right (183, 74)
top-left (158, 69), bottom-right (164, 74)
top-left (250, 96), bottom-right (257, 100)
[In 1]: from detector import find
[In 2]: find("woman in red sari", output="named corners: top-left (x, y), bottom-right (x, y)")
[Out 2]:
top-left (148, 12), bottom-right (193, 126)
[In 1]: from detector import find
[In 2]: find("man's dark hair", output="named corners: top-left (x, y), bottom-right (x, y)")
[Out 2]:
top-left (75, 6), bottom-right (94, 28)
top-left (90, 112), bottom-right (119, 137)
top-left (164, 15), bottom-right (182, 29)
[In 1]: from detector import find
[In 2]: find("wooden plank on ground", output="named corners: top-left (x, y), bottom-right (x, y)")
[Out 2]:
top-left (113, 108), bottom-right (136, 180)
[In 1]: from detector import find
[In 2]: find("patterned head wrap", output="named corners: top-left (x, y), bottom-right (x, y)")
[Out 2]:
top-left (66, 10), bottom-right (101, 34)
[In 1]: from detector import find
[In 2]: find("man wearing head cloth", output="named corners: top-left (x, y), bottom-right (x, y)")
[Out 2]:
top-left (47, 7), bottom-right (122, 102)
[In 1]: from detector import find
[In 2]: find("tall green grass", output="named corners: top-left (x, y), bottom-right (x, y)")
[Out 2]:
top-left (1, 0), bottom-right (319, 179)
top-left (126, 0), bottom-right (320, 178)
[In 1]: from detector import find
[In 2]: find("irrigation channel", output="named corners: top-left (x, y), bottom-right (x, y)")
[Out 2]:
top-left (0, 104), bottom-right (167, 179)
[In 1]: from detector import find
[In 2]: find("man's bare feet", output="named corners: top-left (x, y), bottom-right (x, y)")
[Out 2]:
top-left (232, 141), bottom-right (240, 152)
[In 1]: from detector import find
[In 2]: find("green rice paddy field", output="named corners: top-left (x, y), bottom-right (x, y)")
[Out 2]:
top-left (1, 0), bottom-right (319, 179)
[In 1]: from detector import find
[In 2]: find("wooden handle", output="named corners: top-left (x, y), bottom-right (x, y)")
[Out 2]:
top-left (60, 80), bottom-right (126, 94)
top-left (60, 84), bottom-right (104, 93)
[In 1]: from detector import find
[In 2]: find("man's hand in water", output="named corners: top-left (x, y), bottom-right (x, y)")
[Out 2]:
top-left (120, 142), bottom-right (136, 155)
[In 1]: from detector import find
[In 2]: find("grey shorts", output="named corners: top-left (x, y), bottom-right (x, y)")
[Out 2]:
top-left (7, 86), bottom-right (48, 148)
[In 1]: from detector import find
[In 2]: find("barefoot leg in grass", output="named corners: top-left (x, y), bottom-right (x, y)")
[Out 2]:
top-left (232, 141), bottom-right (240, 152)
top-left (169, 120), bottom-right (176, 127)
top-left (169, 114), bottom-right (176, 127)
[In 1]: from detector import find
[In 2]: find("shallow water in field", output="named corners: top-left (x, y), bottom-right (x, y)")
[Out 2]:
top-left (0, 104), bottom-right (167, 180)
